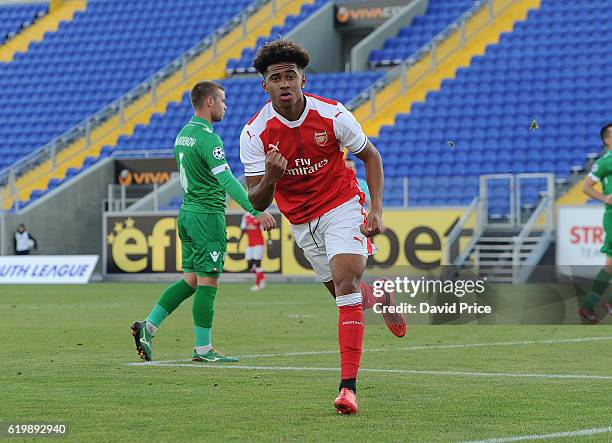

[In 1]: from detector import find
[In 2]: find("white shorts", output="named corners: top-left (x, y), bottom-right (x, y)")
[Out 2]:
top-left (290, 195), bottom-right (373, 282)
top-left (245, 245), bottom-right (264, 261)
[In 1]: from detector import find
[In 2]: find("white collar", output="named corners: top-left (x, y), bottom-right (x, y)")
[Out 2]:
top-left (270, 94), bottom-right (310, 128)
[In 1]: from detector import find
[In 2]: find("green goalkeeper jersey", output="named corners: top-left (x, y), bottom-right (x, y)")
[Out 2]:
top-left (589, 150), bottom-right (612, 211)
top-left (174, 116), bottom-right (230, 214)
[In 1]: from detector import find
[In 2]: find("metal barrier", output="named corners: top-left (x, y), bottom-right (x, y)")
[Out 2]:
top-left (444, 173), bottom-right (555, 281)
top-left (444, 196), bottom-right (484, 266)
top-left (480, 173), bottom-right (554, 229)
top-left (106, 184), bottom-right (163, 213)
top-left (512, 195), bottom-right (553, 283)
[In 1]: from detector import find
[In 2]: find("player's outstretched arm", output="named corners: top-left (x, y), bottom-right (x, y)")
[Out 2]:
top-left (215, 169), bottom-right (276, 230)
top-left (245, 149), bottom-right (287, 211)
top-left (355, 140), bottom-right (385, 237)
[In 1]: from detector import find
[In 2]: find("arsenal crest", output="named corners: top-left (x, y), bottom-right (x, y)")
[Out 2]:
top-left (314, 130), bottom-right (328, 147)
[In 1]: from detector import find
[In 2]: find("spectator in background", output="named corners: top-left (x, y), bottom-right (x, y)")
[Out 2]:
top-left (14, 223), bottom-right (37, 255)
top-left (345, 158), bottom-right (370, 207)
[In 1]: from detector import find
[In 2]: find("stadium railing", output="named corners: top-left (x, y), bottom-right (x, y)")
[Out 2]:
top-left (0, 0), bottom-right (289, 206)
top-left (444, 196), bottom-right (484, 266)
top-left (512, 194), bottom-right (553, 283)
top-left (345, 0), bottom-right (516, 115)
top-left (444, 173), bottom-right (555, 281)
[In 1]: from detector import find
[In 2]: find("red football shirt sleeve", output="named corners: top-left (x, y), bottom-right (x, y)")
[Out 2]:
top-left (240, 125), bottom-right (266, 177)
top-left (333, 103), bottom-right (368, 154)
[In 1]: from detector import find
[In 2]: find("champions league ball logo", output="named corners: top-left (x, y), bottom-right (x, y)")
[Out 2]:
top-left (213, 146), bottom-right (225, 160)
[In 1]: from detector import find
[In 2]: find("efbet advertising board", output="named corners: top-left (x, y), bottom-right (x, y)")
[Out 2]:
top-left (282, 208), bottom-right (473, 276)
top-left (103, 209), bottom-right (472, 276)
top-left (103, 212), bottom-right (282, 274)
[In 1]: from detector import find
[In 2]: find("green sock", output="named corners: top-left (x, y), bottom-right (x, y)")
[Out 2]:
top-left (146, 279), bottom-right (195, 327)
top-left (584, 268), bottom-right (612, 309)
top-left (193, 285), bottom-right (217, 348)
top-left (193, 285), bottom-right (217, 328)
top-left (194, 325), bottom-right (212, 348)
top-left (584, 292), bottom-right (601, 310)
top-left (146, 305), bottom-right (169, 329)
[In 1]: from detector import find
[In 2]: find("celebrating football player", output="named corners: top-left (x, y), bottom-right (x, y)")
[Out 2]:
top-left (240, 39), bottom-right (406, 415)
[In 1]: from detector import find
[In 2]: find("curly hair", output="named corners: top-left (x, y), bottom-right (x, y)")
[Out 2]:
top-left (253, 39), bottom-right (310, 75)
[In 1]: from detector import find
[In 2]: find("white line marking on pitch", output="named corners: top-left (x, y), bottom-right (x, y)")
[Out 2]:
top-left (127, 362), bottom-right (612, 381)
top-left (136, 336), bottom-right (612, 365)
top-left (460, 425), bottom-right (612, 442)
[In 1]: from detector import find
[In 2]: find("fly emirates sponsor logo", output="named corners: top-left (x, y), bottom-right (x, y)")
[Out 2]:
top-left (285, 157), bottom-right (329, 176)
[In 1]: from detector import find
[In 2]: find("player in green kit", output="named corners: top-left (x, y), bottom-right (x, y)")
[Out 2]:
top-left (580, 123), bottom-right (612, 323)
top-left (131, 81), bottom-right (276, 361)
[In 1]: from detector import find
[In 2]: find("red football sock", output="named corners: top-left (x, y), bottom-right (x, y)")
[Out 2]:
top-left (255, 269), bottom-right (264, 286)
top-left (359, 281), bottom-right (376, 310)
top-left (337, 293), bottom-right (364, 380)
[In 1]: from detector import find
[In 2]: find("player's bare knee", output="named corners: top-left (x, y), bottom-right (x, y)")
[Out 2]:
top-left (334, 276), bottom-right (360, 296)
top-left (183, 273), bottom-right (197, 289)
top-left (197, 276), bottom-right (218, 288)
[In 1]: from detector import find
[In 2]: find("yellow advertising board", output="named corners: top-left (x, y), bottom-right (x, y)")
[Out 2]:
top-left (280, 208), bottom-right (474, 275)
top-left (103, 209), bottom-right (472, 275)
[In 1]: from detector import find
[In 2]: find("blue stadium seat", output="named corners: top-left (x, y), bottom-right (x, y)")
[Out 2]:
top-left (0, 0), bottom-right (253, 171)
top-left (372, 0), bottom-right (611, 206)
top-left (226, 0), bottom-right (328, 74)
top-left (0, 2), bottom-right (46, 44)
top-left (370, 0), bottom-right (476, 67)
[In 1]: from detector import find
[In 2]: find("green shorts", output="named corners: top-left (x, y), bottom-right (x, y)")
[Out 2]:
top-left (178, 209), bottom-right (227, 277)
top-left (601, 211), bottom-right (612, 256)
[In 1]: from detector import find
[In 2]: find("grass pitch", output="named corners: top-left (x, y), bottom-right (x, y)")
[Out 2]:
top-left (1, 282), bottom-right (611, 442)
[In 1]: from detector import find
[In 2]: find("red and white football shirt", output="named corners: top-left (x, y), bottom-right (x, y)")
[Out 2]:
top-left (240, 213), bottom-right (264, 246)
top-left (240, 93), bottom-right (367, 225)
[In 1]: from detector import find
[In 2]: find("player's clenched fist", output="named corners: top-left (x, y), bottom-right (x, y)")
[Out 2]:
top-left (265, 148), bottom-right (288, 182)
top-left (360, 210), bottom-right (385, 238)
top-left (256, 211), bottom-right (276, 231)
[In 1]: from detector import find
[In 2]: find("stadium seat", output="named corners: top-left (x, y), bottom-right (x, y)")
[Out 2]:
top-left (370, 0), bottom-right (476, 67)
top-left (0, 2), bottom-right (47, 44)
top-left (0, 0), bottom-right (253, 171)
top-left (226, 0), bottom-right (328, 75)
top-left (372, 0), bottom-right (611, 206)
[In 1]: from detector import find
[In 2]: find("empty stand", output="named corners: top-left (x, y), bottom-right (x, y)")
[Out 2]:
top-left (0, 2), bottom-right (47, 43)
top-left (226, 0), bottom-right (327, 74)
top-left (0, 0), bottom-right (252, 171)
top-left (370, 0), bottom-right (609, 209)
top-left (369, 0), bottom-right (476, 67)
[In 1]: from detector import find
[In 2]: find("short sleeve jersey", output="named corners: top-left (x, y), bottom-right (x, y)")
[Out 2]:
top-left (240, 213), bottom-right (264, 246)
top-left (240, 93), bottom-right (366, 224)
top-left (174, 116), bottom-right (231, 214)
top-left (589, 151), bottom-right (612, 210)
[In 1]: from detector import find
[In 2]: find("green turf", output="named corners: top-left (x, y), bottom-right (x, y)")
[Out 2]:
top-left (1, 283), bottom-right (611, 442)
